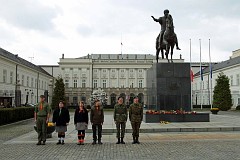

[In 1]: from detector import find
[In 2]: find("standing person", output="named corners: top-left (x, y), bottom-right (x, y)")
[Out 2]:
top-left (129, 96), bottom-right (143, 144)
top-left (34, 95), bottom-right (51, 145)
top-left (74, 101), bottom-right (88, 145)
top-left (90, 100), bottom-right (104, 145)
top-left (52, 101), bottom-right (70, 145)
top-left (114, 97), bottom-right (127, 144)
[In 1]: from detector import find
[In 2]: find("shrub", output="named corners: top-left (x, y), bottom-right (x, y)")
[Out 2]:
top-left (0, 107), bottom-right (34, 125)
top-left (213, 73), bottom-right (232, 111)
top-left (236, 105), bottom-right (240, 110)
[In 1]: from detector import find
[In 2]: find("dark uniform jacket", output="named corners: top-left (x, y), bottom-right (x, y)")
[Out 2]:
top-left (129, 103), bottom-right (143, 122)
top-left (52, 107), bottom-right (70, 126)
top-left (114, 104), bottom-right (128, 122)
top-left (74, 108), bottom-right (89, 124)
top-left (90, 106), bottom-right (104, 124)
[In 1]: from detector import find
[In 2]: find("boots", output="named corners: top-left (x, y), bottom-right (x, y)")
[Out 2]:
top-left (121, 137), bottom-right (125, 144)
top-left (116, 138), bottom-right (120, 144)
top-left (92, 140), bottom-right (96, 145)
top-left (56, 140), bottom-right (61, 145)
top-left (132, 137), bottom-right (136, 144)
top-left (135, 137), bottom-right (140, 144)
top-left (98, 139), bottom-right (103, 145)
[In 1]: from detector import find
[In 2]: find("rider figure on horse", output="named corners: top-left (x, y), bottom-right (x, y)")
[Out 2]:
top-left (151, 9), bottom-right (181, 50)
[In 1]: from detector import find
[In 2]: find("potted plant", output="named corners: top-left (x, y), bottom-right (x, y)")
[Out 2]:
top-left (210, 108), bottom-right (219, 114)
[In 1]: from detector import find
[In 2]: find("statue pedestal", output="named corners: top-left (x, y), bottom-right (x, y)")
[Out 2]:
top-left (146, 63), bottom-right (191, 111)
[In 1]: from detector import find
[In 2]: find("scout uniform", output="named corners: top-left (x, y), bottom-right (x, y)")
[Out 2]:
top-left (90, 105), bottom-right (104, 144)
top-left (35, 101), bottom-right (51, 144)
top-left (129, 102), bottom-right (143, 144)
top-left (114, 103), bottom-right (128, 144)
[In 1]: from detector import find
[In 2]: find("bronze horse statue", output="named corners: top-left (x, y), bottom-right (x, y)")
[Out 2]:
top-left (156, 14), bottom-right (179, 63)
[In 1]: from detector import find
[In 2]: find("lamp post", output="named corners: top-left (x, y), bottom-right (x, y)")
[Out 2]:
top-left (48, 79), bottom-right (54, 106)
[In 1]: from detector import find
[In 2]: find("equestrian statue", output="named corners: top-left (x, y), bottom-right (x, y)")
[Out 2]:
top-left (151, 9), bottom-right (181, 63)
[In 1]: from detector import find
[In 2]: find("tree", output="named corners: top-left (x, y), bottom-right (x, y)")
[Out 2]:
top-left (212, 73), bottom-right (232, 111)
top-left (51, 77), bottom-right (65, 109)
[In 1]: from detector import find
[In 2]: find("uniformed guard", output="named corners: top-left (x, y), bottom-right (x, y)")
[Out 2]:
top-left (129, 96), bottom-right (143, 144)
top-left (114, 97), bottom-right (128, 144)
top-left (34, 95), bottom-right (51, 145)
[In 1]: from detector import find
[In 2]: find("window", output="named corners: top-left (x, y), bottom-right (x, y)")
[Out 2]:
top-left (10, 72), bottom-right (13, 84)
top-left (65, 74), bottom-right (69, 78)
top-left (27, 76), bottom-right (29, 87)
top-left (3, 70), bottom-right (7, 83)
top-left (111, 79), bottom-right (116, 88)
top-left (120, 79), bottom-right (125, 88)
top-left (45, 82), bottom-right (47, 89)
top-left (102, 80), bottom-right (107, 88)
top-left (73, 80), bottom-right (78, 88)
top-left (22, 75), bottom-right (25, 86)
top-left (129, 79), bottom-right (134, 88)
top-left (230, 75), bottom-right (233, 86)
top-left (93, 80), bottom-right (98, 88)
top-left (130, 69), bottom-right (133, 73)
top-left (65, 80), bottom-right (69, 88)
top-left (238, 98), bottom-right (240, 105)
top-left (138, 80), bottom-right (143, 88)
top-left (31, 78), bottom-right (34, 87)
top-left (138, 69), bottom-right (142, 72)
top-left (42, 81), bottom-right (44, 89)
top-left (103, 69), bottom-right (107, 73)
top-left (82, 79), bottom-right (86, 88)
top-left (237, 74), bottom-right (239, 86)
top-left (120, 69), bottom-right (124, 73)
top-left (111, 69), bottom-right (115, 72)
top-left (94, 69), bottom-right (98, 73)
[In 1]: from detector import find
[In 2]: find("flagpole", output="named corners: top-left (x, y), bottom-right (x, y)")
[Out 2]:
top-left (200, 39), bottom-right (203, 110)
top-left (121, 34), bottom-right (123, 57)
top-left (209, 39), bottom-right (213, 109)
top-left (190, 39), bottom-right (193, 110)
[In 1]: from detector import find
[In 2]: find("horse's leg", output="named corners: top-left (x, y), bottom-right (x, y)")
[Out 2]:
top-left (171, 45), bottom-right (174, 63)
top-left (156, 49), bottom-right (159, 63)
top-left (161, 48), bottom-right (164, 59)
top-left (165, 44), bottom-right (170, 63)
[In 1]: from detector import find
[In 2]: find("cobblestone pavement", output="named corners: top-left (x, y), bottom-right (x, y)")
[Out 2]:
top-left (1, 112), bottom-right (240, 160)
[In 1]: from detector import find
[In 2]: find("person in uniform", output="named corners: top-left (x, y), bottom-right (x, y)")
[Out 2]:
top-left (74, 101), bottom-right (89, 145)
top-left (129, 96), bottom-right (143, 144)
top-left (90, 100), bottom-right (104, 145)
top-left (34, 95), bottom-right (51, 145)
top-left (114, 97), bottom-right (128, 144)
top-left (52, 101), bottom-right (70, 145)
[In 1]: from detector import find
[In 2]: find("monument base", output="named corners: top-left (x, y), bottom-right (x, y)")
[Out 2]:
top-left (143, 113), bottom-right (210, 123)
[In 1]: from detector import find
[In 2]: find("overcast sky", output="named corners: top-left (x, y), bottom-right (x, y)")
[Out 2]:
top-left (0, 0), bottom-right (239, 65)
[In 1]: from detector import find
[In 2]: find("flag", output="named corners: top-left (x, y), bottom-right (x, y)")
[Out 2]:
top-left (210, 63), bottom-right (212, 79)
top-left (190, 69), bottom-right (194, 82)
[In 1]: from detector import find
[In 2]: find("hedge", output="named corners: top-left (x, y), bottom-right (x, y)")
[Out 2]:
top-left (0, 107), bottom-right (34, 125)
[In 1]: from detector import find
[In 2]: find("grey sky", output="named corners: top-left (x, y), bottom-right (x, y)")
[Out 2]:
top-left (0, 0), bottom-right (239, 65)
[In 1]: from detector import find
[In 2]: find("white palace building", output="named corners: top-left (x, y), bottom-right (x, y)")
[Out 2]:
top-left (41, 54), bottom-right (185, 107)
top-left (193, 49), bottom-right (240, 109)
top-left (0, 48), bottom-right (53, 107)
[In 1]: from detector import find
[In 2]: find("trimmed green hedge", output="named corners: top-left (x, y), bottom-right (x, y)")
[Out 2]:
top-left (0, 107), bottom-right (34, 125)
top-left (236, 105), bottom-right (240, 110)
